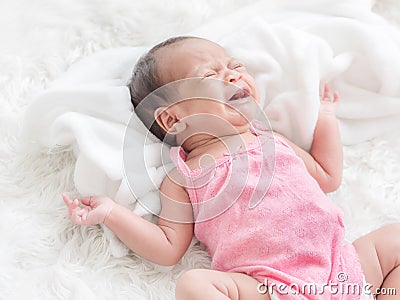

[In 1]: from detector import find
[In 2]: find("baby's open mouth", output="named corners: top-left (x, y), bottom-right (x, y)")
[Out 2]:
top-left (228, 88), bottom-right (251, 102)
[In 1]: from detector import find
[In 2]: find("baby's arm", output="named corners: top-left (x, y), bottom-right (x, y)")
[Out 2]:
top-left (276, 85), bottom-right (342, 193)
top-left (63, 169), bottom-right (194, 266)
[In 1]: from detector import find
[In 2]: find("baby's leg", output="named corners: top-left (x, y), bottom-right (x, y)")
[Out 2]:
top-left (175, 268), bottom-right (270, 300)
top-left (353, 223), bottom-right (400, 299)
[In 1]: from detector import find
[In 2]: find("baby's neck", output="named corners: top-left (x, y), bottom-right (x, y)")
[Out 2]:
top-left (183, 131), bottom-right (257, 161)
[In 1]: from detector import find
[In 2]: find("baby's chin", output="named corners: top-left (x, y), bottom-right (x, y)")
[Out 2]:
top-left (225, 116), bottom-right (253, 134)
top-left (226, 105), bottom-right (255, 125)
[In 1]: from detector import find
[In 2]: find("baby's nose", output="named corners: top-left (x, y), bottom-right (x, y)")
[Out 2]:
top-left (225, 71), bottom-right (242, 83)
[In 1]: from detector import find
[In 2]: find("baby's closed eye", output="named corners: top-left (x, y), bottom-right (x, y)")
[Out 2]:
top-left (203, 72), bottom-right (217, 78)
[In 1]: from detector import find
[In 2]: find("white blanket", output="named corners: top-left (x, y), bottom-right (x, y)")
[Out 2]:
top-left (21, 0), bottom-right (400, 256)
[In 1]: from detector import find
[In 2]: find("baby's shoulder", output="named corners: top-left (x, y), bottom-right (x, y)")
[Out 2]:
top-left (160, 168), bottom-right (190, 202)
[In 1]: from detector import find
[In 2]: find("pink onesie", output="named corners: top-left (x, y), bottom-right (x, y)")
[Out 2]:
top-left (170, 123), bottom-right (364, 299)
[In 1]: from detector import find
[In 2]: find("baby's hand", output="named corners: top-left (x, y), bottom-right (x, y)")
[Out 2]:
top-left (319, 84), bottom-right (339, 114)
top-left (62, 193), bottom-right (116, 226)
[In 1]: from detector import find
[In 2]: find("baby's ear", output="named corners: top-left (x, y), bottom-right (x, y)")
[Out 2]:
top-left (154, 107), bottom-right (183, 134)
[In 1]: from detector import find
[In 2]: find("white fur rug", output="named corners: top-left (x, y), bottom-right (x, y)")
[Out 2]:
top-left (1, 0), bottom-right (399, 299)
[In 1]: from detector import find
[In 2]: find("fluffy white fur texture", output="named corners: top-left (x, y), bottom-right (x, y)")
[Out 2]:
top-left (0, 0), bottom-right (399, 299)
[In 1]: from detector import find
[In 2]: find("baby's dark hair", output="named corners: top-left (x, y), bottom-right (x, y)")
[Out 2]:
top-left (127, 36), bottom-right (200, 144)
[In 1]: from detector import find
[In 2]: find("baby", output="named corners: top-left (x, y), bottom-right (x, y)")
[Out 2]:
top-left (63, 36), bottom-right (400, 299)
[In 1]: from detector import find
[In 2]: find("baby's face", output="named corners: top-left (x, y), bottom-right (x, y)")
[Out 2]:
top-left (157, 38), bottom-right (258, 101)
top-left (155, 38), bottom-right (259, 137)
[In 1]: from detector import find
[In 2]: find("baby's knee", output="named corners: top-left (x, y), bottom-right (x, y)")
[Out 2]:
top-left (175, 269), bottom-right (206, 300)
top-left (175, 268), bottom-right (240, 300)
top-left (381, 223), bottom-right (400, 249)
top-left (383, 222), bottom-right (400, 233)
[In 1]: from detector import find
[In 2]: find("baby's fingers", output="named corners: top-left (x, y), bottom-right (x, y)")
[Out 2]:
top-left (62, 193), bottom-right (73, 207)
top-left (63, 194), bottom-right (81, 219)
top-left (323, 84), bottom-right (331, 100)
top-left (70, 206), bottom-right (88, 225)
top-left (62, 193), bottom-right (80, 209)
top-left (80, 196), bottom-right (94, 206)
top-left (333, 91), bottom-right (340, 103)
top-left (322, 84), bottom-right (340, 100)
